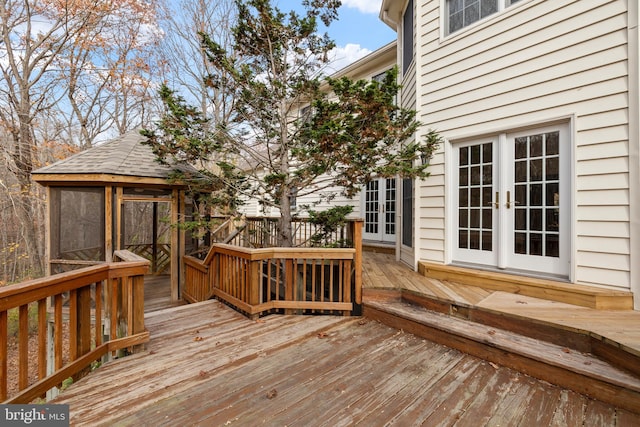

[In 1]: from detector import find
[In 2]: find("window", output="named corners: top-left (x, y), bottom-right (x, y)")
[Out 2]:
top-left (402, 178), bottom-right (413, 247)
top-left (402, 0), bottom-right (414, 74)
top-left (372, 69), bottom-right (391, 83)
top-left (447, 0), bottom-right (523, 35)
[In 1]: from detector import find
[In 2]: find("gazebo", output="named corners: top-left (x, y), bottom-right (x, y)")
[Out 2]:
top-left (32, 129), bottom-right (199, 302)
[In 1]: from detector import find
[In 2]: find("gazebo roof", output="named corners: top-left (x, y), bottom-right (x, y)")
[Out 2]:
top-left (32, 129), bottom-right (199, 185)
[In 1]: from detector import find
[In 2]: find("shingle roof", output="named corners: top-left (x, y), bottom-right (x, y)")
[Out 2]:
top-left (33, 129), bottom-right (198, 179)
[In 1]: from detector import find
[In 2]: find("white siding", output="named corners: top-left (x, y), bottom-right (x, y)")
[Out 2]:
top-left (415, 0), bottom-right (632, 290)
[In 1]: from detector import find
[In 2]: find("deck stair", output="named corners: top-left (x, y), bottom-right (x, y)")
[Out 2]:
top-left (418, 262), bottom-right (634, 310)
top-left (363, 289), bottom-right (640, 415)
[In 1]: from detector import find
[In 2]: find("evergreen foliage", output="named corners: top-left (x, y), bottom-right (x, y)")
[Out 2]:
top-left (142, 0), bottom-right (442, 246)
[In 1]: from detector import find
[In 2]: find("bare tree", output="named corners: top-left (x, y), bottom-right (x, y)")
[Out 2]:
top-left (0, 0), bottom-right (162, 279)
top-left (158, 0), bottom-right (237, 125)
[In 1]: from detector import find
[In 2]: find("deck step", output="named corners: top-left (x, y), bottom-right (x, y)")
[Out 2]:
top-left (418, 261), bottom-right (634, 310)
top-left (363, 294), bottom-right (640, 415)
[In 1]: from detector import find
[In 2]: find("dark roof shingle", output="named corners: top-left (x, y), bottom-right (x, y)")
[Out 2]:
top-left (33, 129), bottom-right (198, 179)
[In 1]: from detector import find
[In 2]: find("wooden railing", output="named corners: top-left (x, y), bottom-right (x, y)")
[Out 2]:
top-left (183, 244), bottom-right (360, 317)
top-left (0, 250), bottom-right (149, 403)
top-left (229, 217), bottom-right (359, 249)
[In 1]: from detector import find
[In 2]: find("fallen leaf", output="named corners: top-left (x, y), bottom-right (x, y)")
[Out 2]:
top-left (266, 389), bottom-right (278, 399)
top-left (317, 332), bottom-right (329, 338)
top-left (487, 330), bottom-right (496, 336)
top-left (489, 362), bottom-right (499, 369)
top-left (255, 319), bottom-right (266, 324)
top-left (194, 336), bottom-right (203, 342)
top-left (562, 348), bottom-right (571, 354)
top-left (584, 361), bottom-right (592, 365)
top-left (358, 319), bottom-right (367, 326)
top-left (199, 370), bottom-right (207, 377)
top-left (516, 300), bottom-right (528, 304)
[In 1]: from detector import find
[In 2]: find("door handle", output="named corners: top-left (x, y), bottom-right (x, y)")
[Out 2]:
top-left (506, 191), bottom-right (520, 209)
top-left (485, 192), bottom-right (499, 209)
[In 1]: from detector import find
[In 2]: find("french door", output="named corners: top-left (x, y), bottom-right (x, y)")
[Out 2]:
top-left (363, 178), bottom-right (397, 242)
top-left (453, 124), bottom-right (570, 277)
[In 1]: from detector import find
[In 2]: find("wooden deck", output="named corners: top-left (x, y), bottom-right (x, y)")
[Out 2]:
top-left (53, 299), bottom-right (640, 426)
top-left (144, 274), bottom-right (185, 313)
top-left (48, 252), bottom-right (640, 424)
top-left (362, 252), bottom-right (640, 357)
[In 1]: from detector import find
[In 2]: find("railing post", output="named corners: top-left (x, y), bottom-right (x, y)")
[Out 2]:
top-left (130, 273), bottom-right (146, 352)
top-left (248, 259), bottom-right (261, 319)
top-left (73, 286), bottom-right (93, 381)
top-left (352, 220), bottom-right (363, 305)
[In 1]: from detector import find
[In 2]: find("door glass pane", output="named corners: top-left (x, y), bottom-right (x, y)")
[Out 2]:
top-left (512, 131), bottom-right (560, 258)
top-left (515, 232), bottom-right (527, 254)
top-left (365, 181), bottom-right (379, 234)
top-left (458, 142), bottom-right (493, 252)
top-left (385, 179), bottom-right (396, 236)
top-left (515, 137), bottom-right (528, 159)
top-left (482, 230), bottom-right (492, 251)
top-left (530, 134), bottom-right (543, 157)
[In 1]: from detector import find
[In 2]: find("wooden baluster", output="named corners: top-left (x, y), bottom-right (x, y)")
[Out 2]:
top-left (301, 259), bottom-right (307, 303)
top-left (0, 310), bottom-right (7, 400)
top-left (74, 286), bottom-right (92, 380)
top-left (275, 260), bottom-right (281, 300)
top-left (311, 260), bottom-right (317, 304)
top-left (126, 277), bottom-right (133, 337)
top-left (54, 295), bottom-right (63, 373)
top-left (320, 260), bottom-right (326, 302)
top-left (329, 260), bottom-right (334, 303)
top-left (38, 299), bottom-right (47, 384)
top-left (267, 260), bottom-right (273, 303)
top-left (343, 260), bottom-right (352, 316)
top-left (69, 290), bottom-right (78, 363)
top-left (95, 281), bottom-right (103, 348)
top-left (110, 278), bottom-right (118, 357)
top-left (19, 304), bottom-right (28, 391)
top-left (285, 259), bottom-right (294, 314)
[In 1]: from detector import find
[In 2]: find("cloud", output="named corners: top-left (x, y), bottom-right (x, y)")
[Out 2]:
top-left (341, 0), bottom-right (382, 14)
top-left (325, 43), bottom-right (372, 74)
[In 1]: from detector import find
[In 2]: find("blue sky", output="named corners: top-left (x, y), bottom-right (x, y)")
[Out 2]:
top-left (275, 0), bottom-right (397, 71)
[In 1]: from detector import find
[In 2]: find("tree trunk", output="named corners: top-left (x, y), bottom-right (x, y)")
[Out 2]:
top-left (278, 187), bottom-right (293, 247)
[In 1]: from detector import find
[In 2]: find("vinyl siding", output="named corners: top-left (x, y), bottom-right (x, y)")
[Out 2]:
top-left (415, 0), bottom-right (632, 289)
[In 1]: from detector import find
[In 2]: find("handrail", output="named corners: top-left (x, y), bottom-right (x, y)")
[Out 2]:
top-left (1, 251), bottom-right (149, 403)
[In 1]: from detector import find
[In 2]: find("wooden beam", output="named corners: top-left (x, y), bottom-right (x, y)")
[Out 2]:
top-left (105, 186), bottom-right (113, 263)
top-left (171, 189), bottom-right (179, 301)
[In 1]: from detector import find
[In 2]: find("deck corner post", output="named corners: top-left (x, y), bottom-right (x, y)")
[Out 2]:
top-left (249, 260), bottom-right (261, 307)
top-left (131, 273), bottom-right (146, 353)
top-left (353, 219), bottom-right (363, 305)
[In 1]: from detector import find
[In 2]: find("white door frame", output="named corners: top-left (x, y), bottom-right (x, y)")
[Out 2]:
top-left (362, 178), bottom-right (397, 243)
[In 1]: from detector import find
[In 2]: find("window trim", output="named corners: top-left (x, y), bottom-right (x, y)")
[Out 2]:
top-left (442, 0), bottom-right (527, 38)
top-left (402, 0), bottom-right (414, 75)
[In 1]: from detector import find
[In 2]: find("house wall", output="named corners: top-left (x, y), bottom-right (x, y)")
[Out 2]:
top-left (411, 0), bottom-right (635, 292)
top-left (399, 1), bottom-right (419, 267)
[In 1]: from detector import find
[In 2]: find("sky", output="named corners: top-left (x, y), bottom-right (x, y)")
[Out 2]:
top-left (275, 0), bottom-right (397, 72)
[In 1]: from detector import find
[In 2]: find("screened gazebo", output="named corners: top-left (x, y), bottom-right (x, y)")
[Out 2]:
top-left (32, 130), bottom-right (199, 302)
